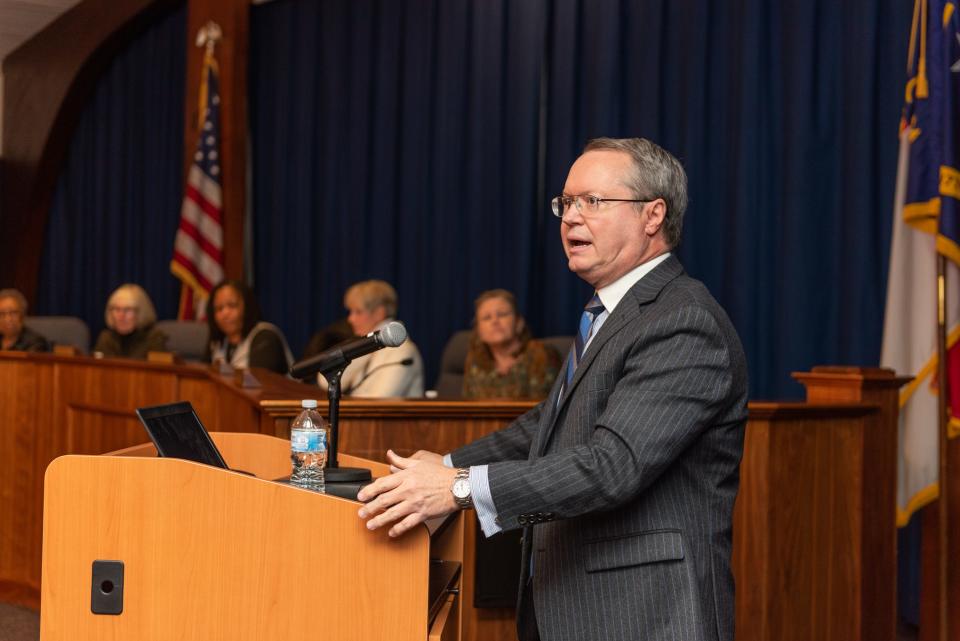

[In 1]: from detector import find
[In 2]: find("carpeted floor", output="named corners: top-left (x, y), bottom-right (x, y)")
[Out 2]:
top-left (0, 603), bottom-right (38, 641)
top-left (0, 603), bottom-right (924, 641)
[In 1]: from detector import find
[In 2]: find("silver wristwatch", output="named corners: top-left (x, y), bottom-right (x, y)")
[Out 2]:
top-left (451, 468), bottom-right (472, 509)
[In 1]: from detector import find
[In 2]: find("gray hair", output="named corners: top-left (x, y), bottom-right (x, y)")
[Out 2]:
top-left (0, 288), bottom-right (28, 314)
top-left (345, 280), bottom-right (398, 318)
top-left (584, 137), bottom-right (688, 248)
top-left (104, 283), bottom-right (157, 330)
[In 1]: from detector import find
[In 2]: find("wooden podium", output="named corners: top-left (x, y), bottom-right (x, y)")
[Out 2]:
top-left (39, 433), bottom-right (462, 641)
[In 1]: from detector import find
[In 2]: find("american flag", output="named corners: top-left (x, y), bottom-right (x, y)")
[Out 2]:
top-left (170, 48), bottom-right (224, 320)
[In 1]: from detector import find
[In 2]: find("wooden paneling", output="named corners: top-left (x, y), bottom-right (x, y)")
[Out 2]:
top-left (260, 400), bottom-right (529, 641)
top-left (0, 352), bottom-right (319, 608)
top-left (266, 398), bottom-right (900, 641)
top-left (733, 409), bottom-right (873, 641)
top-left (1, 357), bottom-right (904, 641)
top-left (794, 367), bottom-right (907, 641)
top-left (177, 375), bottom-right (220, 426)
top-left (0, 357), bottom-right (47, 608)
top-left (260, 399), bottom-right (536, 458)
top-left (41, 451), bottom-right (445, 641)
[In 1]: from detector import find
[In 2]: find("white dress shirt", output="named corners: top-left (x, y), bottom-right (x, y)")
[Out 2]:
top-left (466, 252), bottom-right (672, 536)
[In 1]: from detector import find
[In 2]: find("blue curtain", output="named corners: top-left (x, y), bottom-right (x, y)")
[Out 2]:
top-left (249, 0), bottom-right (551, 383)
top-left (35, 5), bottom-right (186, 337)
top-left (249, 0), bottom-right (911, 397)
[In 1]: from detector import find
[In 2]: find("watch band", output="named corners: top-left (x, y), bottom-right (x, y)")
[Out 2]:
top-left (452, 467), bottom-right (472, 509)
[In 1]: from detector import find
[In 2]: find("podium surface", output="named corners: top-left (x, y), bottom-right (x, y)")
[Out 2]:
top-left (40, 434), bottom-right (462, 641)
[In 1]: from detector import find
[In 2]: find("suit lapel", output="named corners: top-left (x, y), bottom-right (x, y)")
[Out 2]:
top-left (537, 357), bottom-right (567, 439)
top-left (536, 256), bottom-right (684, 456)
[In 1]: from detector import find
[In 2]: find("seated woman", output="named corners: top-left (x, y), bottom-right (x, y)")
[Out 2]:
top-left (93, 284), bottom-right (167, 359)
top-left (319, 280), bottom-right (424, 397)
top-left (301, 317), bottom-right (354, 359)
top-left (462, 289), bottom-right (561, 399)
top-left (0, 288), bottom-right (49, 352)
top-left (205, 280), bottom-right (293, 374)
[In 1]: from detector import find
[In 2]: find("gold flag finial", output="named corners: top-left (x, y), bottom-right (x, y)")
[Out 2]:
top-left (195, 21), bottom-right (222, 52)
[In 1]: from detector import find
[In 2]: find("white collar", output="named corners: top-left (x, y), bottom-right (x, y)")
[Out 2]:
top-left (595, 252), bottom-right (671, 313)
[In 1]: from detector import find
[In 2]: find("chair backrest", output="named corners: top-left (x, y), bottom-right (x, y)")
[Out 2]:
top-left (433, 330), bottom-right (471, 398)
top-left (542, 335), bottom-right (573, 361)
top-left (24, 316), bottom-right (90, 354)
top-left (154, 320), bottom-right (210, 362)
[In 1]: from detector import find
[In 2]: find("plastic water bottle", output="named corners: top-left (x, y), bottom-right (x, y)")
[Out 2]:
top-left (290, 399), bottom-right (328, 492)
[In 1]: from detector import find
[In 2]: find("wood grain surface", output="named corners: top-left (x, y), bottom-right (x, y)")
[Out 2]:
top-left (40, 449), bottom-right (456, 640)
top-left (1, 355), bottom-right (905, 641)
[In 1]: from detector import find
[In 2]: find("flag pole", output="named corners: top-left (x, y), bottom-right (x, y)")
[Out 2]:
top-left (936, 253), bottom-right (949, 641)
top-left (172, 19), bottom-right (225, 321)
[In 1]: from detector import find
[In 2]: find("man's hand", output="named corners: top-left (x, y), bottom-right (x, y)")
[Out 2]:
top-left (357, 450), bottom-right (459, 537)
top-left (406, 450), bottom-right (444, 465)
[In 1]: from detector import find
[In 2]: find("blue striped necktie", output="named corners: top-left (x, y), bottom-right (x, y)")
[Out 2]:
top-left (565, 293), bottom-right (605, 388)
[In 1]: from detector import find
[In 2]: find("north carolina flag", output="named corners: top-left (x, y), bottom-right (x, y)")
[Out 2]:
top-left (170, 46), bottom-right (224, 320)
top-left (882, 0), bottom-right (960, 526)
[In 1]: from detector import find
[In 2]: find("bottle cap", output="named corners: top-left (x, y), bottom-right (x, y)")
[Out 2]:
top-left (301, 399), bottom-right (318, 409)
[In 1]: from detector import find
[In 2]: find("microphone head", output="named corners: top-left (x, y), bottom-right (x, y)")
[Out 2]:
top-left (380, 321), bottom-right (408, 347)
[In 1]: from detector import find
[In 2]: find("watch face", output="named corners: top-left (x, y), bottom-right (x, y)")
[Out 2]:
top-left (453, 478), bottom-right (471, 499)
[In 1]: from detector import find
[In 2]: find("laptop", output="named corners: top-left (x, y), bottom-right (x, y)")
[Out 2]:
top-left (135, 401), bottom-right (229, 469)
top-left (134, 401), bottom-right (365, 499)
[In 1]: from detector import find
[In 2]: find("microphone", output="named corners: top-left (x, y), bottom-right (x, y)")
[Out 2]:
top-left (289, 321), bottom-right (408, 379)
top-left (345, 358), bottom-right (414, 394)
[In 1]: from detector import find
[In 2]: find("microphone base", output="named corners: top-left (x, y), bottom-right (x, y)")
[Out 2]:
top-left (325, 466), bottom-right (372, 483)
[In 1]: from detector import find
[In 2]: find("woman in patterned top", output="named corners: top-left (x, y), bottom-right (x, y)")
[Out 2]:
top-left (462, 289), bottom-right (561, 399)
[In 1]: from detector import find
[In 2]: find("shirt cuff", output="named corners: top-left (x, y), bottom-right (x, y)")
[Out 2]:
top-left (442, 453), bottom-right (453, 467)
top-left (469, 465), bottom-right (502, 537)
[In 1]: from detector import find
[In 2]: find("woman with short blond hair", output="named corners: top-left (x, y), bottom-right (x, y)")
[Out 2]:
top-left (314, 279), bottom-right (423, 397)
top-left (93, 284), bottom-right (167, 359)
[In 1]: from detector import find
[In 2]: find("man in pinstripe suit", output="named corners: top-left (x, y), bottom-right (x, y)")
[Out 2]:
top-left (358, 137), bottom-right (748, 641)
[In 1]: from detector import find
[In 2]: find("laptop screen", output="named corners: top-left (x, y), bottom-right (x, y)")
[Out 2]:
top-left (135, 401), bottom-right (229, 469)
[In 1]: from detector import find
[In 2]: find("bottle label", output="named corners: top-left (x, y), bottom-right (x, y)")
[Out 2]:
top-left (291, 429), bottom-right (326, 453)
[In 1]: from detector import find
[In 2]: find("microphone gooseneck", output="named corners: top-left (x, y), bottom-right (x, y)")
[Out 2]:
top-left (289, 321), bottom-right (408, 379)
top-left (345, 357), bottom-right (415, 394)
top-left (293, 322), bottom-right (409, 485)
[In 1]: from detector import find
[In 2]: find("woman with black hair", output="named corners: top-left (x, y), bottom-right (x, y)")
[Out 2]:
top-left (205, 280), bottom-right (293, 374)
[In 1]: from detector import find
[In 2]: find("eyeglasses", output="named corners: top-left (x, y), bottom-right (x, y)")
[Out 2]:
top-left (108, 306), bottom-right (138, 315)
top-left (551, 194), bottom-right (649, 218)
